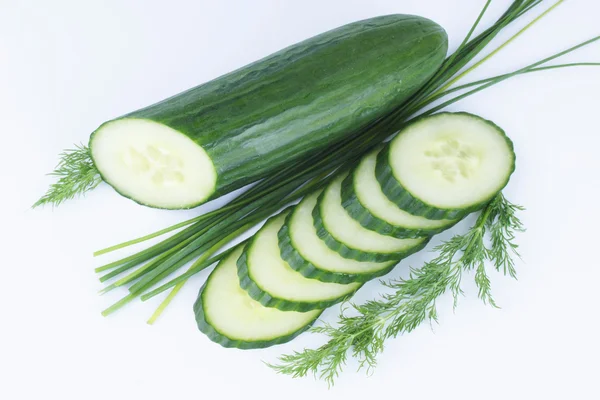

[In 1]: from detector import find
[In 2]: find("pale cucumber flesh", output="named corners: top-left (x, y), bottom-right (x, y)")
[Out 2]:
top-left (355, 151), bottom-right (455, 230)
top-left (320, 175), bottom-right (426, 254)
top-left (389, 113), bottom-right (515, 210)
top-left (199, 248), bottom-right (320, 344)
top-left (90, 118), bottom-right (217, 209)
top-left (287, 192), bottom-right (395, 274)
top-left (242, 214), bottom-right (360, 305)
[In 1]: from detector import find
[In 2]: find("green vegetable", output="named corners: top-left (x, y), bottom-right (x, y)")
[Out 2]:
top-left (33, 145), bottom-right (101, 208)
top-left (194, 247), bottom-right (322, 349)
top-left (341, 149), bottom-right (458, 238)
top-left (270, 193), bottom-right (524, 385)
top-left (199, 113), bottom-right (518, 353)
top-left (376, 112), bottom-right (515, 220)
top-left (199, 104), bottom-right (517, 352)
top-left (94, 0), bottom-right (598, 326)
top-left (279, 193), bottom-right (399, 284)
top-left (313, 174), bottom-right (429, 262)
top-left (237, 213), bottom-right (361, 312)
top-left (37, 14), bottom-right (448, 209)
top-left (263, 0), bottom-right (598, 385)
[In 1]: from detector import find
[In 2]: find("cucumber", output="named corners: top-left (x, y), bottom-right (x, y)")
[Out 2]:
top-left (376, 112), bottom-right (516, 220)
top-left (237, 213), bottom-right (361, 312)
top-left (342, 149), bottom-right (458, 237)
top-left (194, 247), bottom-right (321, 349)
top-left (314, 175), bottom-right (429, 262)
top-left (279, 192), bottom-right (398, 284)
top-left (90, 15), bottom-right (448, 209)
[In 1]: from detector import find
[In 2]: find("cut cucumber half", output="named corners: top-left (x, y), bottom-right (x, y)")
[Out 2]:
top-left (238, 213), bottom-right (361, 312)
top-left (376, 112), bottom-right (515, 219)
top-left (194, 247), bottom-right (321, 349)
top-left (91, 119), bottom-right (217, 209)
top-left (314, 175), bottom-right (428, 262)
top-left (342, 149), bottom-right (458, 238)
top-left (278, 192), bottom-right (398, 284)
top-left (88, 15), bottom-right (448, 210)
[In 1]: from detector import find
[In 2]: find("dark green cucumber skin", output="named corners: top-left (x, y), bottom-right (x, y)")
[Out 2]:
top-left (237, 241), bottom-right (357, 312)
top-left (340, 169), bottom-right (458, 238)
top-left (90, 15), bottom-right (448, 209)
top-left (193, 267), bottom-right (321, 350)
top-left (376, 112), bottom-right (516, 220)
top-left (278, 212), bottom-right (398, 285)
top-left (313, 189), bottom-right (429, 262)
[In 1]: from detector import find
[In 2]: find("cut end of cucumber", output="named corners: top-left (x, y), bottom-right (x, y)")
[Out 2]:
top-left (390, 113), bottom-right (515, 210)
top-left (90, 118), bottom-right (217, 209)
top-left (197, 248), bottom-right (320, 348)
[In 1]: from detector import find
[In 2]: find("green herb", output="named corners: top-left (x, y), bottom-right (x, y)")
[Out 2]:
top-left (33, 145), bottom-right (100, 208)
top-left (269, 193), bottom-right (524, 386)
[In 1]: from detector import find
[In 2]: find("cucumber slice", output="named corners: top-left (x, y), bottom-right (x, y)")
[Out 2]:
top-left (91, 118), bottom-right (217, 209)
top-left (279, 192), bottom-right (397, 284)
top-left (377, 112), bottom-right (515, 219)
top-left (314, 175), bottom-right (428, 262)
top-left (194, 247), bottom-right (321, 349)
top-left (342, 150), bottom-right (458, 238)
top-left (238, 213), bottom-right (361, 312)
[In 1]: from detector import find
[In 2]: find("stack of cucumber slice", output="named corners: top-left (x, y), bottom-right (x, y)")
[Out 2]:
top-left (194, 112), bottom-right (516, 349)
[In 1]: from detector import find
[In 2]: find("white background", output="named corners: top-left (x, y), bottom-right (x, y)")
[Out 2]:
top-left (1, 0), bottom-right (599, 399)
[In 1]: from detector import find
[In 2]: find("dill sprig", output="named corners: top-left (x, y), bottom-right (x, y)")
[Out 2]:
top-left (487, 193), bottom-right (525, 279)
top-left (33, 144), bottom-right (101, 208)
top-left (269, 193), bottom-right (525, 386)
